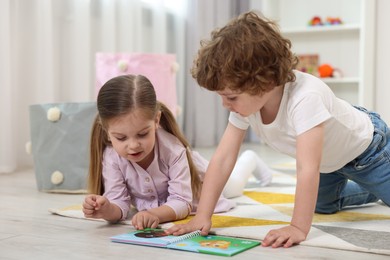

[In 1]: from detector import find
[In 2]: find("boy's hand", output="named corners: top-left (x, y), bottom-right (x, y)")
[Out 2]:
top-left (82, 194), bottom-right (110, 219)
top-left (165, 215), bottom-right (211, 236)
top-left (132, 211), bottom-right (160, 230)
top-left (261, 225), bottom-right (306, 248)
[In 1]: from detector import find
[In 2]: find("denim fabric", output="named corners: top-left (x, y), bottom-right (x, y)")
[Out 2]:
top-left (315, 106), bottom-right (390, 214)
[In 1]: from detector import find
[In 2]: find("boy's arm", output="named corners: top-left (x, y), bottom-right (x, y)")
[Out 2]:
top-left (292, 123), bottom-right (323, 234)
top-left (262, 123), bottom-right (324, 248)
top-left (166, 123), bottom-right (246, 235)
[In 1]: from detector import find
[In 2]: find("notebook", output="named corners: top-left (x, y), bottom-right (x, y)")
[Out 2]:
top-left (110, 228), bottom-right (260, 256)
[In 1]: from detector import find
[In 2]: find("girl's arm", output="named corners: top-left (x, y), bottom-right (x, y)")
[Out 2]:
top-left (167, 123), bottom-right (247, 235)
top-left (146, 205), bottom-right (177, 222)
top-left (132, 144), bottom-right (196, 229)
top-left (83, 194), bottom-right (123, 222)
top-left (101, 149), bottom-right (133, 220)
top-left (131, 205), bottom-right (177, 230)
top-left (262, 123), bottom-right (324, 248)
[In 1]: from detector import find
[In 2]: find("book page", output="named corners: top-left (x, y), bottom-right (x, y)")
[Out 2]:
top-left (111, 229), bottom-right (171, 247)
top-left (167, 235), bottom-right (260, 256)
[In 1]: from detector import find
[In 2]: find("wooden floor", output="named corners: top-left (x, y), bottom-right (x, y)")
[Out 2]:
top-left (1, 143), bottom-right (389, 260)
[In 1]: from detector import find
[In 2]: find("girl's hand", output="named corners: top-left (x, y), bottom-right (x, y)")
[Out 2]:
top-left (82, 194), bottom-right (110, 219)
top-left (261, 225), bottom-right (307, 248)
top-left (132, 211), bottom-right (160, 230)
top-left (165, 215), bottom-right (211, 236)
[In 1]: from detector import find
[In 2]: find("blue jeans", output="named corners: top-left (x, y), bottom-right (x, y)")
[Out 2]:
top-left (315, 107), bottom-right (390, 214)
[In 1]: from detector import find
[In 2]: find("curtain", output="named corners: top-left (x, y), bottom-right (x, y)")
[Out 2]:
top-left (0, 0), bottom-right (187, 173)
top-left (183, 0), bottom-right (250, 147)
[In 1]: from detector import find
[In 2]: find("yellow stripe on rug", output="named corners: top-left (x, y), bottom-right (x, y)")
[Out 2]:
top-left (174, 215), bottom-right (289, 228)
top-left (271, 205), bottom-right (390, 223)
top-left (244, 191), bottom-right (295, 204)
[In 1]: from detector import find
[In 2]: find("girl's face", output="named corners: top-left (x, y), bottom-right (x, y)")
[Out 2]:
top-left (217, 88), bottom-right (275, 117)
top-left (107, 108), bottom-right (161, 169)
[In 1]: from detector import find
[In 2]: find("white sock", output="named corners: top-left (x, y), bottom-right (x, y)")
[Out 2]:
top-left (250, 151), bottom-right (274, 187)
top-left (223, 150), bottom-right (275, 198)
top-left (223, 150), bottom-right (256, 198)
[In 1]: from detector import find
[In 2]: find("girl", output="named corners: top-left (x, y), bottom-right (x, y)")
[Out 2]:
top-left (82, 74), bottom-right (274, 229)
top-left (166, 11), bottom-right (390, 248)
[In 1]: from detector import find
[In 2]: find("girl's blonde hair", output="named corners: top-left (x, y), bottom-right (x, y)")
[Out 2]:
top-left (191, 11), bottom-right (298, 95)
top-left (88, 74), bottom-right (202, 199)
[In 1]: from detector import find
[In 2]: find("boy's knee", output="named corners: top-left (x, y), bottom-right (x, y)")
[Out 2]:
top-left (315, 202), bottom-right (340, 214)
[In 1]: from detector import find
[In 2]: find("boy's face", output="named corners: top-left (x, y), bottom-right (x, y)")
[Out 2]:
top-left (107, 108), bottom-right (161, 169)
top-left (217, 88), bottom-right (274, 117)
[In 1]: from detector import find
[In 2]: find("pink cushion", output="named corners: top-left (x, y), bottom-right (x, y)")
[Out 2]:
top-left (95, 53), bottom-right (177, 116)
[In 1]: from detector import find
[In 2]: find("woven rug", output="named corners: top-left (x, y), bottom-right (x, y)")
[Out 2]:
top-left (49, 168), bottom-right (390, 256)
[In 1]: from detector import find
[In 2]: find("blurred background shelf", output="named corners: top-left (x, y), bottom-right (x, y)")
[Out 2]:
top-left (250, 0), bottom-right (375, 107)
top-left (321, 77), bottom-right (360, 84)
top-left (282, 23), bottom-right (360, 35)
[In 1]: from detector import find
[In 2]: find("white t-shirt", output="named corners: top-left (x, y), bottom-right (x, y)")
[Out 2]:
top-left (229, 70), bottom-right (374, 173)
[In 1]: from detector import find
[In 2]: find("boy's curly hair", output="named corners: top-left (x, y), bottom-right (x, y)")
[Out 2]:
top-left (191, 11), bottom-right (298, 95)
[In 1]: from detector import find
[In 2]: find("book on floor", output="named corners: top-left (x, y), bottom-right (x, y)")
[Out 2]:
top-left (110, 228), bottom-right (260, 256)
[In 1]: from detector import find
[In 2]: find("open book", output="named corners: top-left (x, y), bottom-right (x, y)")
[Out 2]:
top-left (110, 228), bottom-right (260, 256)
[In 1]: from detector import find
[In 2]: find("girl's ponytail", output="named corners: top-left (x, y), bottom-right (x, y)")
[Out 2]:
top-left (158, 102), bottom-right (202, 199)
top-left (87, 114), bottom-right (110, 195)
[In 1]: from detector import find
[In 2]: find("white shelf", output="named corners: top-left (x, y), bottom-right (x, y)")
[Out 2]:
top-left (321, 77), bottom-right (360, 84)
top-left (282, 23), bottom-right (360, 35)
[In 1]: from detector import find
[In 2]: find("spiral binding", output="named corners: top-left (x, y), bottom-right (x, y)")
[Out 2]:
top-left (163, 230), bottom-right (202, 244)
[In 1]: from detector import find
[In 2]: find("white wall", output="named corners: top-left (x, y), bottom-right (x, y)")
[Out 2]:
top-left (375, 0), bottom-right (390, 123)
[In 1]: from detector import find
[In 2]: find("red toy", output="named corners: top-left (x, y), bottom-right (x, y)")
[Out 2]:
top-left (318, 64), bottom-right (343, 78)
top-left (318, 64), bottom-right (333, 78)
top-left (309, 16), bottom-right (323, 26)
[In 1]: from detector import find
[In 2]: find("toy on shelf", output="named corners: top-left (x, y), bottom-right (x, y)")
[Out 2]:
top-left (296, 54), bottom-right (319, 76)
top-left (308, 16), bottom-right (323, 26)
top-left (324, 17), bottom-right (342, 25)
top-left (318, 63), bottom-right (343, 78)
top-left (308, 16), bottom-right (343, 27)
top-left (318, 64), bottom-right (333, 77)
